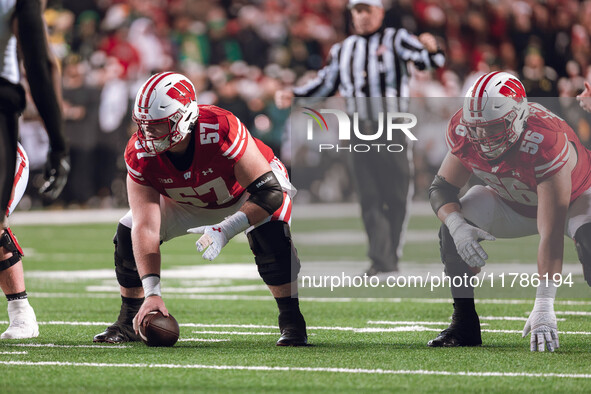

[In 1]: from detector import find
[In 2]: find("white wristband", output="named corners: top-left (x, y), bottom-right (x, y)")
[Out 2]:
top-left (142, 275), bottom-right (161, 298)
top-left (533, 280), bottom-right (557, 309)
top-left (219, 211), bottom-right (250, 239)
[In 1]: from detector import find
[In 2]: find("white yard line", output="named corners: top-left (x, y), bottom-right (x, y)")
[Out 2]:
top-left (178, 338), bottom-right (230, 342)
top-left (85, 285), bottom-right (268, 294)
top-left (0, 351), bottom-right (27, 355)
top-left (7, 343), bottom-right (129, 348)
top-left (481, 329), bottom-right (591, 335)
top-left (192, 331), bottom-right (280, 336)
top-left (182, 323), bottom-right (277, 329)
top-left (0, 360), bottom-right (589, 379)
top-left (9, 203), bottom-right (434, 225)
top-left (555, 311), bottom-right (591, 316)
top-left (3, 321), bottom-right (588, 336)
top-left (368, 320), bottom-right (473, 326)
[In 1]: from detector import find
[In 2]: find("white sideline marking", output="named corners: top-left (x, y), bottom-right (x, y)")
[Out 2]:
top-left (178, 338), bottom-right (230, 343)
top-left (0, 360), bottom-right (590, 379)
top-left (0, 351), bottom-right (27, 355)
top-left (9, 202), bottom-right (433, 224)
top-left (7, 343), bottom-right (130, 348)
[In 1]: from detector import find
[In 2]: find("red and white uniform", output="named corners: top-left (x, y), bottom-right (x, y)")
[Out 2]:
top-left (446, 103), bottom-right (591, 238)
top-left (121, 105), bottom-right (294, 241)
top-left (6, 143), bottom-right (28, 218)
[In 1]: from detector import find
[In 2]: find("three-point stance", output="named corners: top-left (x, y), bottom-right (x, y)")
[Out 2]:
top-left (428, 71), bottom-right (591, 351)
top-left (94, 72), bottom-right (307, 346)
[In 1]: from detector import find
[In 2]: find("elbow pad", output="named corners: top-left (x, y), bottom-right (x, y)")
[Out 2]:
top-left (428, 175), bottom-right (460, 214)
top-left (246, 171), bottom-right (284, 215)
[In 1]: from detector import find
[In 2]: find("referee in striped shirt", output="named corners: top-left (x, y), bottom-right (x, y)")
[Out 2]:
top-left (276, 0), bottom-right (445, 276)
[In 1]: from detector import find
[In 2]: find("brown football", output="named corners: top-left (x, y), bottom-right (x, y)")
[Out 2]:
top-left (139, 311), bottom-right (180, 347)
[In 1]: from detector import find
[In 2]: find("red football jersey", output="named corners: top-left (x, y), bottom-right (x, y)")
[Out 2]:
top-left (446, 102), bottom-right (591, 218)
top-left (125, 105), bottom-right (275, 209)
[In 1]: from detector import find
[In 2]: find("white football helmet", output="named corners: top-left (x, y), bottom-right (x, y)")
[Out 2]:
top-left (461, 71), bottom-right (529, 160)
top-left (132, 72), bottom-right (199, 154)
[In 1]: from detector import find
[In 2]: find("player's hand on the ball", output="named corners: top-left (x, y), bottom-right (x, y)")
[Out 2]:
top-left (133, 296), bottom-right (168, 335)
top-left (187, 225), bottom-right (229, 261)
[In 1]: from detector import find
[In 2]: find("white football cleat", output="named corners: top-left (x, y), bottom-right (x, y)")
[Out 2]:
top-left (1, 299), bottom-right (39, 339)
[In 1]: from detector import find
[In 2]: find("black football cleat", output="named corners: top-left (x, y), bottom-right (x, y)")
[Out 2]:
top-left (427, 327), bottom-right (482, 347)
top-left (277, 311), bottom-right (309, 346)
top-left (427, 313), bottom-right (482, 347)
top-left (276, 327), bottom-right (308, 346)
top-left (93, 324), bottom-right (139, 343)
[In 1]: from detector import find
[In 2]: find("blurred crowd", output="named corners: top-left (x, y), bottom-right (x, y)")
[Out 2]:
top-left (17, 0), bottom-right (591, 209)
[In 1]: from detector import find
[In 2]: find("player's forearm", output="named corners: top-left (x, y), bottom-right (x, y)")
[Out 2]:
top-left (436, 202), bottom-right (461, 223)
top-left (537, 235), bottom-right (564, 278)
top-left (131, 228), bottom-right (162, 278)
top-left (240, 200), bottom-right (276, 226)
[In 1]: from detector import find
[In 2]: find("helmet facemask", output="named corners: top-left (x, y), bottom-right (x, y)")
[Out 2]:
top-left (134, 109), bottom-right (187, 155)
top-left (462, 109), bottom-right (523, 160)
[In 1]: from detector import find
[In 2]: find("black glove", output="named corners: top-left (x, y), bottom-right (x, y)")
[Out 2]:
top-left (39, 150), bottom-right (70, 200)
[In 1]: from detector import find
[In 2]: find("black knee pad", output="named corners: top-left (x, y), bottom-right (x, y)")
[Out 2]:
top-left (114, 223), bottom-right (141, 288)
top-left (247, 221), bottom-right (301, 286)
top-left (0, 228), bottom-right (23, 271)
top-left (574, 223), bottom-right (591, 286)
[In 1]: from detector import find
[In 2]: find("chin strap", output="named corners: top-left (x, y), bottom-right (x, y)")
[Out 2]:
top-left (0, 228), bottom-right (24, 271)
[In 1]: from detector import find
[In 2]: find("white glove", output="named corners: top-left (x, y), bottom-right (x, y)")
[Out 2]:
top-left (444, 211), bottom-right (495, 268)
top-left (523, 281), bottom-right (559, 352)
top-left (187, 211), bottom-right (250, 261)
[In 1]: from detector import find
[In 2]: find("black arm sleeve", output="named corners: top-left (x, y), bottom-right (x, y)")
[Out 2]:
top-left (428, 175), bottom-right (461, 214)
top-left (246, 171), bottom-right (284, 215)
top-left (16, 0), bottom-right (66, 153)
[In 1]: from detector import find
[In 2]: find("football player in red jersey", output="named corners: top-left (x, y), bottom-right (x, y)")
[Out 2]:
top-left (93, 72), bottom-right (307, 346)
top-left (427, 71), bottom-right (591, 352)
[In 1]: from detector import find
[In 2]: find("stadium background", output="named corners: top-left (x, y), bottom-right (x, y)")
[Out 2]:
top-left (3, 2), bottom-right (591, 389)
top-left (15, 0), bottom-right (591, 211)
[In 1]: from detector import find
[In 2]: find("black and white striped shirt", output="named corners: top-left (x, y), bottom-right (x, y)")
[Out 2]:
top-left (293, 27), bottom-right (445, 118)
